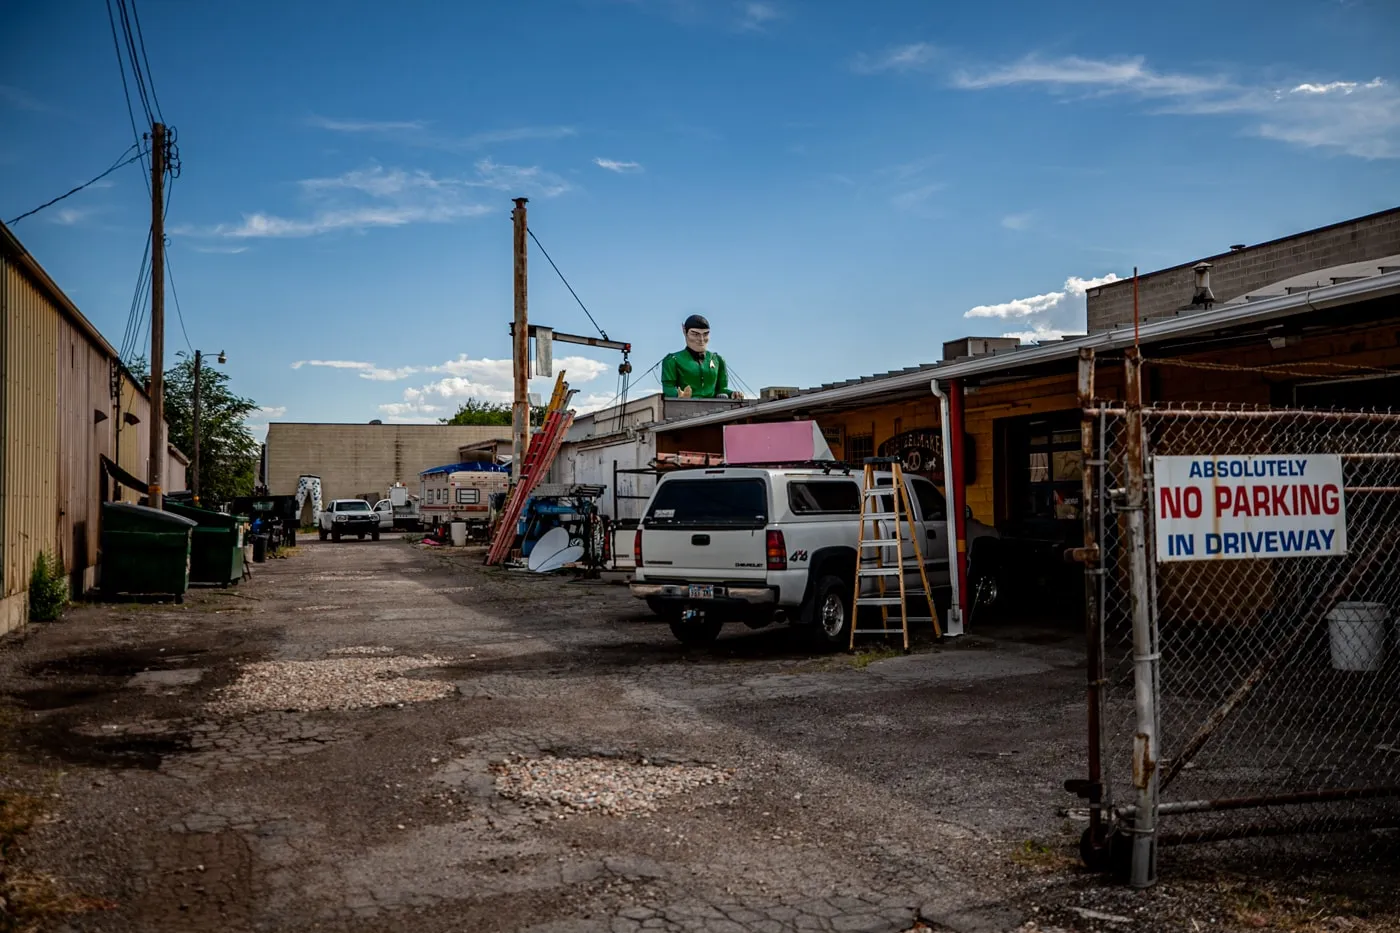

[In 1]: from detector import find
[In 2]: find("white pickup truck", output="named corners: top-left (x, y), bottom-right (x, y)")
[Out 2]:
top-left (629, 466), bottom-right (1000, 647)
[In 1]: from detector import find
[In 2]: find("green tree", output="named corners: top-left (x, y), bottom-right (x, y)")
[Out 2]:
top-left (441, 398), bottom-right (547, 426)
top-left (129, 355), bottom-right (260, 505)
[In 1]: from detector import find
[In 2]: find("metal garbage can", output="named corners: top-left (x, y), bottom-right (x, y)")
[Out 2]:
top-left (252, 533), bottom-right (269, 563)
top-left (164, 502), bottom-right (247, 586)
top-left (99, 502), bottom-right (197, 600)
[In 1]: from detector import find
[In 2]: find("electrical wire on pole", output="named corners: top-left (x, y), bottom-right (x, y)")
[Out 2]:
top-left (5, 146), bottom-right (146, 226)
top-left (526, 227), bottom-right (609, 341)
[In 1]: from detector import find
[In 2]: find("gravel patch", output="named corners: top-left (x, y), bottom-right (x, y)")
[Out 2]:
top-left (327, 645), bottom-right (394, 655)
top-left (492, 754), bottom-right (732, 817)
top-left (209, 656), bottom-right (455, 714)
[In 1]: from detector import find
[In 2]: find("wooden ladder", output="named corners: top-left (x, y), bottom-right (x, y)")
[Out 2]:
top-left (850, 458), bottom-right (942, 650)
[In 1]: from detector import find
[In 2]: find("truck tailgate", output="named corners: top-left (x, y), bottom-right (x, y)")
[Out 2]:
top-left (638, 477), bottom-right (768, 583)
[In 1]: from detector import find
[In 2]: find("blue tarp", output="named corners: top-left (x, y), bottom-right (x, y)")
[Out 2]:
top-left (419, 461), bottom-right (509, 477)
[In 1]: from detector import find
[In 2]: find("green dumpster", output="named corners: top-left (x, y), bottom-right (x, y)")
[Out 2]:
top-left (100, 502), bottom-right (197, 600)
top-left (164, 502), bottom-right (247, 586)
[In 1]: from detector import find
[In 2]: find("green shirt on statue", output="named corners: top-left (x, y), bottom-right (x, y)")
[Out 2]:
top-left (662, 349), bottom-right (733, 398)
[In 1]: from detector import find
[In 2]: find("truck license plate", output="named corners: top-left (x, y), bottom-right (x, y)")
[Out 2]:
top-left (688, 584), bottom-right (714, 599)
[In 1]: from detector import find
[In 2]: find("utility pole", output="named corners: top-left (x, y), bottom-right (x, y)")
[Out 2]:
top-left (191, 348), bottom-right (226, 506)
top-left (148, 122), bottom-right (167, 510)
top-left (192, 349), bottom-right (202, 504)
top-left (511, 197), bottom-right (529, 485)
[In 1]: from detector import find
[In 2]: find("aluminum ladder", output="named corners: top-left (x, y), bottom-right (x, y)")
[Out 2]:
top-left (850, 458), bottom-right (942, 650)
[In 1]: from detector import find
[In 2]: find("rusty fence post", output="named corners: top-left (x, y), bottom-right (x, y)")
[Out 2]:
top-left (1072, 348), bottom-right (1109, 860)
top-left (1123, 347), bottom-right (1158, 888)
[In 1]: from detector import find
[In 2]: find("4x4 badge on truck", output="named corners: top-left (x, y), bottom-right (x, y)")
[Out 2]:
top-left (789, 550), bottom-right (809, 562)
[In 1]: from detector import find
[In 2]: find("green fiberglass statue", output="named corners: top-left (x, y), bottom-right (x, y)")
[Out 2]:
top-left (661, 314), bottom-right (743, 399)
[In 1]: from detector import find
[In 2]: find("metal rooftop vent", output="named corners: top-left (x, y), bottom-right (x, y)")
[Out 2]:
top-left (1192, 261), bottom-right (1216, 308)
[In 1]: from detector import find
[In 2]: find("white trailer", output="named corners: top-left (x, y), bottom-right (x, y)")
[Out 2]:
top-left (418, 462), bottom-right (510, 537)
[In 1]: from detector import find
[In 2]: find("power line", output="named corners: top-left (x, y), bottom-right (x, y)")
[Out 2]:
top-left (120, 229), bottom-right (153, 362)
top-left (165, 241), bottom-right (194, 355)
top-left (526, 227), bottom-right (609, 341)
top-left (726, 366), bottom-right (758, 399)
top-left (127, 0), bottom-right (164, 123)
top-left (116, 0), bottom-right (154, 124)
top-left (5, 146), bottom-right (144, 226)
top-left (105, 0), bottom-right (151, 195)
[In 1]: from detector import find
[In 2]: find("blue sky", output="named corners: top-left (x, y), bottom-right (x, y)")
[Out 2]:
top-left (3, 0), bottom-right (1398, 435)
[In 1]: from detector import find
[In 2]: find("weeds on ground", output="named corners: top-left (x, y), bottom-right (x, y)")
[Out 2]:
top-left (851, 644), bottom-right (903, 669)
top-left (276, 546), bottom-right (301, 559)
top-left (26, 553), bottom-right (68, 623)
top-left (1218, 878), bottom-right (1397, 932)
top-left (0, 772), bottom-right (115, 931)
top-left (1010, 838), bottom-right (1079, 873)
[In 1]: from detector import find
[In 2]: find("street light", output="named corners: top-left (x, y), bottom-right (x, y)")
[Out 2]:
top-left (192, 349), bottom-right (226, 505)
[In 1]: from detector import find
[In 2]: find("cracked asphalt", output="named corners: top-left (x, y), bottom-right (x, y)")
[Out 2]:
top-left (2, 537), bottom-right (1395, 932)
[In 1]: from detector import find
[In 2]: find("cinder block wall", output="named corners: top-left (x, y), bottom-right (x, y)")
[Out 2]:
top-left (1086, 208), bottom-right (1400, 333)
top-left (265, 424), bottom-right (510, 502)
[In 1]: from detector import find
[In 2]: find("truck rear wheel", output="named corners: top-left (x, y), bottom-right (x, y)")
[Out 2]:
top-left (804, 574), bottom-right (852, 650)
top-left (668, 617), bottom-right (723, 647)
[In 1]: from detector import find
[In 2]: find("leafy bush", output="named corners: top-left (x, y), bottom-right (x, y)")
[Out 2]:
top-left (28, 551), bottom-right (69, 622)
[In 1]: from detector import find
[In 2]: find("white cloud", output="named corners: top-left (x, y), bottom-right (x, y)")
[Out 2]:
top-left (380, 355), bottom-right (613, 418)
top-left (999, 324), bottom-right (1073, 343)
top-left (49, 207), bottom-right (96, 226)
top-left (474, 159), bottom-right (572, 197)
top-left (211, 205), bottom-right (491, 238)
top-left (0, 85), bottom-right (48, 112)
top-left (1001, 212), bottom-right (1032, 231)
top-left (1291, 78), bottom-right (1383, 95)
top-left (736, 1), bottom-right (780, 31)
top-left (965, 290), bottom-right (1065, 320)
top-left (291, 359), bottom-right (420, 381)
top-left (890, 182), bottom-right (945, 211)
top-left (192, 245), bottom-right (249, 254)
top-left (851, 42), bottom-right (937, 75)
top-left (306, 115), bottom-right (429, 132)
top-left (306, 115), bottom-right (575, 153)
top-left (964, 272), bottom-right (1119, 341)
top-left (953, 54), bottom-right (1225, 96)
top-left (954, 53), bottom-right (1399, 159)
top-left (1065, 273), bottom-right (1122, 295)
top-left (183, 159), bottom-right (573, 239)
top-left (594, 157), bottom-right (644, 173)
top-left (258, 405), bottom-right (288, 418)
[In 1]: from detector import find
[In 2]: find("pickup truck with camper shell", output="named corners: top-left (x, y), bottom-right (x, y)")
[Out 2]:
top-left (629, 465), bottom-right (1000, 647)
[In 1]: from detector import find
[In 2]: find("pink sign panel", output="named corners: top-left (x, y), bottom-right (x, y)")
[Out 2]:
top-left (724, 421), bottom-right (831, 464)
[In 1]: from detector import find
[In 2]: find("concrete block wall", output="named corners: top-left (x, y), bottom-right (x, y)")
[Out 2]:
top-left (265, 423), bottom-right (510, 502)
top-left (1086, 207), bottom-right (1400, 333)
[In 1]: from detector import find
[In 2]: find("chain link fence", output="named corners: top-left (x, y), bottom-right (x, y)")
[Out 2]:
top-left (1082, 354), bottom-right (1400, 885)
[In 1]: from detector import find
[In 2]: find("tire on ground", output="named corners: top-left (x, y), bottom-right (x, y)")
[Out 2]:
top-left (802, 573), bottom-right (853, 650)
top-left (668, 617), bottom-right (723, 647)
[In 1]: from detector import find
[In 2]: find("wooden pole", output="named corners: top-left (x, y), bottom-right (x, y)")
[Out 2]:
top-left (148, 122), bottom-right (167, 509)
top-left (192, 349), bottom-right (202, 503)
top-left (511, 197), bottom-right (530, 485)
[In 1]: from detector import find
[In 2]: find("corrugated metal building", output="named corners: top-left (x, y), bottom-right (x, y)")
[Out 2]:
top-left (1, 221), bottom-right (186, 634)
top-left (264, 423), bottom-right (511, 502)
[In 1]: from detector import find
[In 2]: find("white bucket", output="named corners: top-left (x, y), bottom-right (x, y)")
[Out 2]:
top-left (449, 522), bottom-right (467, 547)
top-left (1326, 602), bottom-right (1389, 672)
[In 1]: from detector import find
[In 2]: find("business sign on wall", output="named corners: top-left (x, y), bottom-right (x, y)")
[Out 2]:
top-left (1154, 455), bottom-right (1347, 562)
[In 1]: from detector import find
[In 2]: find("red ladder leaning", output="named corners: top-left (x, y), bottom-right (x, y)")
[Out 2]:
top-left (485, 406), bottom-right (575, 566)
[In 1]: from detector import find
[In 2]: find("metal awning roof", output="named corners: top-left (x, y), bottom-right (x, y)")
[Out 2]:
top-left (652, 270), bottom-right (1400, 434)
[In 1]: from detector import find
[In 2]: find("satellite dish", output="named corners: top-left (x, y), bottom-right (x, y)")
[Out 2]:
top-left (535, 544), bottom-right (584, 574)
top-left (527, 527), bottom-right (571, 572)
